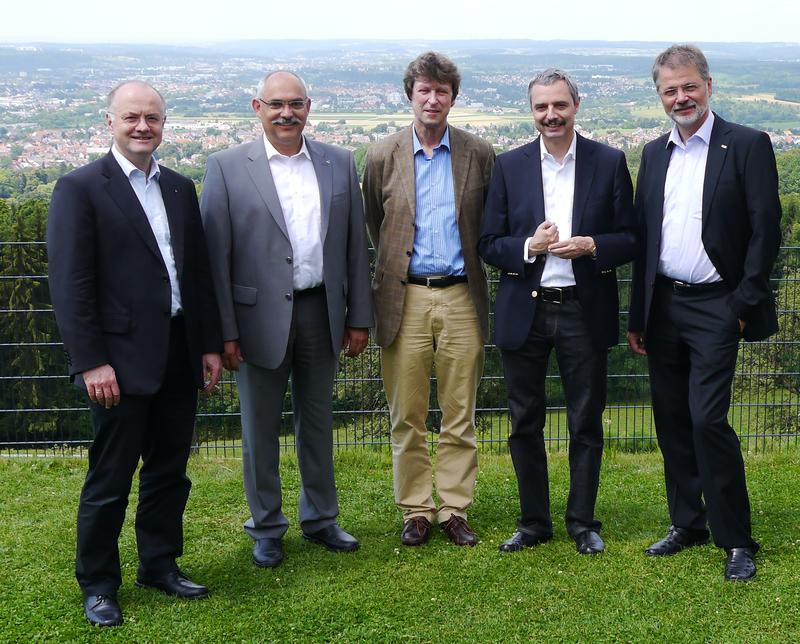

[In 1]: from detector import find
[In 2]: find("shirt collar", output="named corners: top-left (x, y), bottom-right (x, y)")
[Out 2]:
top-left (412, 125), bottom-right (450, 155)
top-left (111, 144), bottom-right (159, 180)
top-left (667, 110), bottom-right (715, 149)
top-left (263, 133), bottom-right (311, 161)
top-left (540, 131), bottom-right (577, 164)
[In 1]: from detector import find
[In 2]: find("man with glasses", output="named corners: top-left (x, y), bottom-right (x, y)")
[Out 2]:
top-left (628, 44), bottom-right (781, 581)
top-left (200, 71), bottom-right (373, 569)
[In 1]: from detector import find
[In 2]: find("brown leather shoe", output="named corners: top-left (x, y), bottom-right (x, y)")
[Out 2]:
top-left (401, 516), bottom-right (432, 546)
top-left (440, 515), bottom-right (477, 546)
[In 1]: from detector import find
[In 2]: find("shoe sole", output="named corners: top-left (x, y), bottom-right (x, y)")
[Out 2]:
top-left (134, 580), bottom-right (209, 600)
top-left (302, 534), bottom-right (359, 553)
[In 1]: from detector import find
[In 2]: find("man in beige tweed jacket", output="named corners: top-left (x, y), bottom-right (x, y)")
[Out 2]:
top-left (363, 52), bottom-right (495, 547)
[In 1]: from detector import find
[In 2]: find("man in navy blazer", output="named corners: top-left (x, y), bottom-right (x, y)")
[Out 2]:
top-left (627, 45), bottom-right (781, 581)
top-left (479, 69), bottom-right (637, 555)
top-left (48, 81), bottom-right (223, 626)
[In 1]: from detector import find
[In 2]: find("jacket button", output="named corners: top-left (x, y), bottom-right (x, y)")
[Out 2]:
top-left (285, 292), bottom-right (292, 300)
top-left (286, 257), bottom-right (293, 264)
top-left (531, 290), bottom-right (538, 298)
top-left (406, 250), bottom-right (412, 257)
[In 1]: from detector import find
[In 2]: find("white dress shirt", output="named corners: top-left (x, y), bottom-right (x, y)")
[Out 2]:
top-left (263, 134), bottom-right (323, 291)
top-left (111, 144), bottom-right (182, 316)
top-left (659, 111), bottom-right (721, 284)
top-left (524, 134), bottom-right (577, 287)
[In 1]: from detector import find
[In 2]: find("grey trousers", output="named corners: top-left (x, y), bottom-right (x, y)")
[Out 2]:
top-left (237, 287), bottom-right (340, 539)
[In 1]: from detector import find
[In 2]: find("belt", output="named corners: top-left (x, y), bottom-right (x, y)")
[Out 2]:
top-left (540, 286), bottom-right (578, 304)
top-left (407, 275), bottom-right (468, 288)
top-left (294, 284), bottom-right (325, 297)
top-left (656, 274), bottom-right (727, 295)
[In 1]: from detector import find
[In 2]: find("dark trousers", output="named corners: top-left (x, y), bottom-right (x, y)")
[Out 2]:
top-left (647, 278), bottom-right (756, 549)
top-left (238, 286), bottom-right (341, 539)
top-left (502, 299), bottom-right (606, 537)
top-left (75, 317), bottom-right (198, 596)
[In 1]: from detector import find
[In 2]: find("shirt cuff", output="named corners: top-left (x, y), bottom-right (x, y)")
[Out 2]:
top-left (524, 237), bottom-right (537, 264)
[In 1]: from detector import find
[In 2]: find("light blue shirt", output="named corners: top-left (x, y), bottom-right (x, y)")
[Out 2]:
top-left (409, 127), bottom-right (465, 277)
top-left (111, 145), bottom-right (182, 315)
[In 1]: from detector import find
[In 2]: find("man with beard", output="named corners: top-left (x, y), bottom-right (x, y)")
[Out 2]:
top-left (479, 69), bottom-right (637, 555)
top-left (628, 44), bottom-right (781, 581)
top-left (200, 71), bottom-right (373, 568)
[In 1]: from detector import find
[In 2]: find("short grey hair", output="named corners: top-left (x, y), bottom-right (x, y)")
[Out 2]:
top-left (106, 80), bottom-right (166, 113)
top-left (652, 44), bottom-right (710, 88)
top-left (255, 70), bottom-right (308, 99)
top-left (528, 69), bottom-right (580, 106)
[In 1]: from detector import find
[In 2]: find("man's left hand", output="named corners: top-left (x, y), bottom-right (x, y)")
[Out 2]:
top-left (201, 353), bottom-right (222, 392)
top-left (341, 327), bottom-right (369, 357)
top-left (549, 236), bottom-right (595, 259)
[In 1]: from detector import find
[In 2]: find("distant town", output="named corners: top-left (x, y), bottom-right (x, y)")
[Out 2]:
top-left (1, 40), bottom-right (799, 176)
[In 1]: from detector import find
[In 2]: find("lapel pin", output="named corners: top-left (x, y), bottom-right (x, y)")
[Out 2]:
top-left (721, 144), bottom-right (728, 149)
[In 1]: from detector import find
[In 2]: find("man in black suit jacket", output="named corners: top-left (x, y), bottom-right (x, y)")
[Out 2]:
top-left (479, 69), bottom-right (638, 555)
top-left (627, 45), bottom-right (781, 581)
top-left (47, 81), bottom-right (223, 626)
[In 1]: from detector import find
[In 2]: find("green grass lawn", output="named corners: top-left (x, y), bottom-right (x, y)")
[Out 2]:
top-left (1, 450), bottom-right (799, 642)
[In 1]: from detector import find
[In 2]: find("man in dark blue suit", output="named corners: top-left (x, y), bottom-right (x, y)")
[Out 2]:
top-left (48, 81), bottom-right (223, 626)
top-left (479, 69), bottom-right (638, 555)
top-left (627, 45), bottom-right (781, 581)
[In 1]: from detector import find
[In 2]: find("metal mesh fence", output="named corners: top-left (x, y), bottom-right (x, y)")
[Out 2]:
top-left (2, 242), bottom-right (799, 457)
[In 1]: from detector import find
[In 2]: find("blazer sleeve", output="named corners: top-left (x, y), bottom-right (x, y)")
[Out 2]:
top-left (344, 153), bottom-right (375, 329)
top-left (590, 150), bottom-right (639, 272)
top-left (47, 174), bottom-right (109, 375)
top-left (186, 184), bottom-right (224, 353)
top-left (628, 149), bottom-right (649, 333)
top-left (478, 158), bottom-right (530, 274)
top-left (199, 154), bottom-right (239, 342)
top-left (727, 131), bottom-right (782, 319)
top-left (362, 147), bottom-right (384, 251)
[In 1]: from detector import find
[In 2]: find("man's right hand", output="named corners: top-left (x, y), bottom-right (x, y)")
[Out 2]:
top-left (83, 364), bottom-right (121, 409)
top-left (627, 331), bottom-right (647, 356)
top-left (528, 220), bottom-right (559, 256)
top-left (223, 340), bottom-right (244, 371)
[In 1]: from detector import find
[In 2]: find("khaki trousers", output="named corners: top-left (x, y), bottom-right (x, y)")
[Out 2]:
top-left (381, 282), bottom-right (483, 524)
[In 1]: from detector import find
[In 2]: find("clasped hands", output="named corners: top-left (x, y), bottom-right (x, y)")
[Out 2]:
top-left (528, 221), bottom-right (595, 259)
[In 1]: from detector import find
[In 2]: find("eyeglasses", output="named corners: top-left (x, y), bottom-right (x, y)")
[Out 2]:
top-left (257, 97), bottom-right (307, 111)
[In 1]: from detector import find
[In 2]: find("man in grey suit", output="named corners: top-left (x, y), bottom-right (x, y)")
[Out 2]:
top-left (200, 71), bottom-right (373, 568)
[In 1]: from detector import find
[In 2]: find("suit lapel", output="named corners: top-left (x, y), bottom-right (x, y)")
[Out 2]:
top-left (702, 113), bottom-right (730, 230)
top-left (449, 127), bottom-right (471, 219)
top-left (246, 140), bottom-right (290, 240)
top-left (527, 139), bottom-right (546, 227)
top-left (572, 135), bottom-right (595, 235)
top-left (308, 140), bottom-right (332, 244)
top-left (393, 127), bottom-right (417, 223)
top-left (158, 168), bottom-right (185, 278)
top-left (102, 154), bottom-right (162, 263)
top-left (650, 138), bottom-right (672, 239)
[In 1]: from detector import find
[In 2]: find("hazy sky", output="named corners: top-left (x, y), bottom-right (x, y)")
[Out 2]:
top-left (2, 0), bottom-right (798, 44)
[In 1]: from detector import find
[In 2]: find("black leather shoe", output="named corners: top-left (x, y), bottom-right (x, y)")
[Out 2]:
top-left (135, 569), bottom-right (209, 599)
top-left (725, 546), bottom-right (759, 581)
top-left (574, 530), bottom-right (605, 555)
top-left (499, 530), bottom-right (552, 553)
top-left (253, 537), bottom-right (284, 568)
top-left (645, 526), bottom-right (710, 556)
top-left (84, 594), bottom-right (122, 627)
top-left (303, 523), bottom-right (359, 553)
